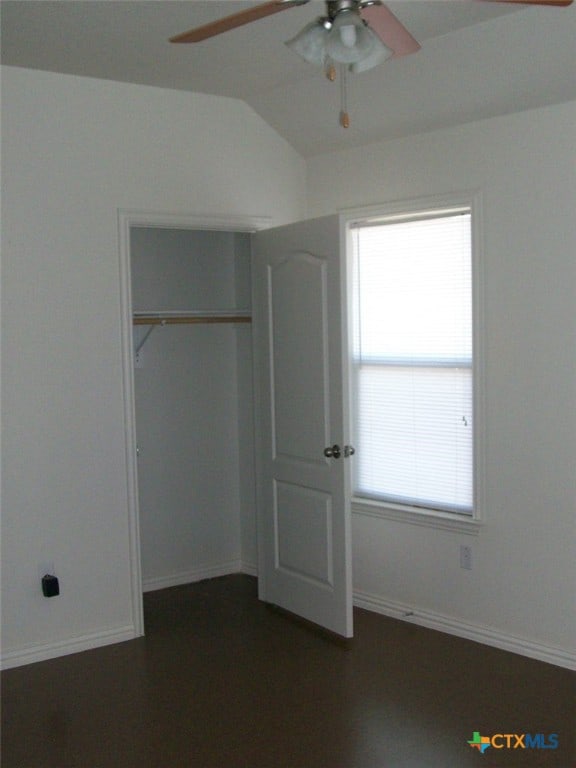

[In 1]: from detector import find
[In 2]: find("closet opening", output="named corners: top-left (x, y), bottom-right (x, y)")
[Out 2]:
top-left (119, 211), bottom-right (269, 635)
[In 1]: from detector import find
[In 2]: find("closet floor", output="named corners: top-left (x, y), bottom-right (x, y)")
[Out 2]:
top-left (2, 574), bottom-right (574, 767)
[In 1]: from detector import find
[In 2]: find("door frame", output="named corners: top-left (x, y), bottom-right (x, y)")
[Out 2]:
top-left (117, 209), bottom-right (271, 636)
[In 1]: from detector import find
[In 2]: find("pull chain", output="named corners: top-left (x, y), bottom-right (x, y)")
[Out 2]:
top-left (339, 65), bottom-right (350, 129)
top-left (325, 59), bottom-right (336, 82)
top-left (325, 60), bottom-right (350, 129)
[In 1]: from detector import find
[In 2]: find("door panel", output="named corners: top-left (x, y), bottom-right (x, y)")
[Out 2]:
top-left (270, 253), bottom-right (328, 464)
top-left (253, 216), bottom-right (353, 638)
top-left (275, 480), bottom-right (333, 588)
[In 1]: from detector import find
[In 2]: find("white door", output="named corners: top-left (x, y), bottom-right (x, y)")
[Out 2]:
top-left (252, 216), bottom-right (353, 638)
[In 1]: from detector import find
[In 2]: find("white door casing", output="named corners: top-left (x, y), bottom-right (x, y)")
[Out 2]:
top-left (253, 216), bottom-right (353, 638)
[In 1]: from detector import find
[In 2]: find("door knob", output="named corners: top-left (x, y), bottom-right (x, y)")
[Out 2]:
top-left (344, 445), bottom-right (355, 458)
top-left (324, 444), bottom-right (341, 459)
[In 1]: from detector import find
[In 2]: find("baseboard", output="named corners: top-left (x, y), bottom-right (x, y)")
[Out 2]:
top-left (142, 559), bottom-right (248, 592)
top-left (353, 589), bottom-right (576, 671)
top-left (240, 561), bottom-right (258, 577)
top-left (0, 625), bottom-right (137, 670)
top-left (2, 564), bottom-right (258, 670)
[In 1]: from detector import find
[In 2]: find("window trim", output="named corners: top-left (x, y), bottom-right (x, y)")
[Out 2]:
top-left (340, 191), bottom-right (485, 534)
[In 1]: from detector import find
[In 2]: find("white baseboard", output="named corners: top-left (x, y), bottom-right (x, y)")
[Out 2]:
top-left (0, 625), bottom-right (137, 670)
top-left (2, 564), bottom-right (258, 670)
top-left (354, 589), bottom-right (576, 671)
top-left (142, 559), bottom-right (258, 592)
top-left (142, 559), bottom-right (245, 592)
top-left (240, 561), bottom-right (258, 577)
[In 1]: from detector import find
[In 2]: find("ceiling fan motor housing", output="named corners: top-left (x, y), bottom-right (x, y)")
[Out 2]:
top-left (328, 0), bottom-right (362, 19)
top-left (327, 0), bottom-right (382, 19)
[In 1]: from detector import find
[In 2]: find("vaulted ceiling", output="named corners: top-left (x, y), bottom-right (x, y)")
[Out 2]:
top-left (2, 1), bottom-right (576, 156)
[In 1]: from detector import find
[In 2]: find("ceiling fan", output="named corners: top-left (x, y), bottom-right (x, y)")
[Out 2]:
top-left (170, 0), bottom-right (573, 127)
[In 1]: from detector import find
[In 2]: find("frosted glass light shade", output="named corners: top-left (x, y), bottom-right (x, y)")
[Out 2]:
top-left (286, 13), bottom-right (392, 73)
top-left (349, 28), bottom-right (392, 73)
top-left (326, 12), bottom-right (373, 64)
top-left (285, 20), bottom-right (329, 66)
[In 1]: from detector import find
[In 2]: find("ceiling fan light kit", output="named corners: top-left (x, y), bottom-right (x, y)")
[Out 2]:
top-left (286, 1), bottom-right (392, 71)
top-left (170, 0), bottom-right (573, 128)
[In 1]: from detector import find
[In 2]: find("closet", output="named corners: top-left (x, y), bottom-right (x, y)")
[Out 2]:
top-left (130, 227), bottom-right (256, 591)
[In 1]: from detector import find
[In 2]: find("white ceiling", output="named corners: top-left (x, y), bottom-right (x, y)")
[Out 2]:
top-left (2, 0), bottom-right (576, 157)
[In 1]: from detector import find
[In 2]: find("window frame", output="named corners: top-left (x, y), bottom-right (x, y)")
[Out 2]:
top-left (341, 192), bottom-right (485, 535)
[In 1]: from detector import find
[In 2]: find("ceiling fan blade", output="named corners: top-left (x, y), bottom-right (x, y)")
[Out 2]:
top-left (170, 1), bottom-right (304, 43)
top-left (478, 0), bottom-right (572, 5)
top-left (360, 4), bottom-right (421, 58)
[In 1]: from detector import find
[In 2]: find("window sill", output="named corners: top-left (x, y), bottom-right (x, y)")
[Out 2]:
top-left (352, 498), bottom-right (482, 536)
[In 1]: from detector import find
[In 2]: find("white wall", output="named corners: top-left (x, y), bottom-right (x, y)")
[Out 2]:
top-left (307, 102), bottom-right (576, 667)
top-left (0, 66), bottom-right (305, 667)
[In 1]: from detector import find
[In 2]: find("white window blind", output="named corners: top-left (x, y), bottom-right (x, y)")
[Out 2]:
top-left (351, 210), bottom-right (473, 515)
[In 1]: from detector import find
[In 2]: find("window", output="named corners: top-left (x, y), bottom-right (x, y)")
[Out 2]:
top-left (349, 202), bottom-right (476, 519)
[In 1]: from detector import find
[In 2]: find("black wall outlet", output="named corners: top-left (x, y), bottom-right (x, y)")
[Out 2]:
top-left (42, 574), bottom-right (60, 597)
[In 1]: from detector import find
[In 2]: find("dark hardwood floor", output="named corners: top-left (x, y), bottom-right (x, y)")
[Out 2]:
top-left (2, 575), bottom-right (574, 767)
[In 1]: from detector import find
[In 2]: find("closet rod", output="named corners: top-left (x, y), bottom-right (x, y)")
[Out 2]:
top-left (133, 314), bottom-right (251, 326)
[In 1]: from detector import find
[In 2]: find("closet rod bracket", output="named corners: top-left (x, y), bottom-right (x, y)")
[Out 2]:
top-left (134, 319), bottom-right (169, 358)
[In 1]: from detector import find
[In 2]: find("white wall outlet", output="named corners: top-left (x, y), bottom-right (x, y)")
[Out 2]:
top-left (460, 545), bottom-right (472, 570)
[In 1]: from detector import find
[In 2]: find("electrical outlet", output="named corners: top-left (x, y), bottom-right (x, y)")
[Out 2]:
top-left (460, 545), bottom-right (472, 570)
top-left (42, 574), bottom-right (60, 597)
